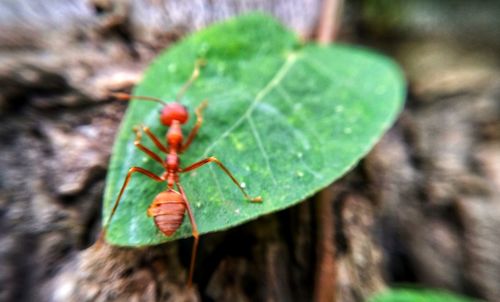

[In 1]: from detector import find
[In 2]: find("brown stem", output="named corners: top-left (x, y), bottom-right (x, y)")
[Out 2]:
top-left (313, 186), bottom-right (337, 302)
top-left (316, 0), bottom-right (344, 44)
top-left (313, 1), bottom-right (343, 301)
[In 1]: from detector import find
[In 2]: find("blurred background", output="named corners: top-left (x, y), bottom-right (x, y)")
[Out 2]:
top-left (1, 0), bottom-right (499, 301)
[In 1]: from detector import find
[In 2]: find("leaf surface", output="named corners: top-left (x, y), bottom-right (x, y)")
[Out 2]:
top-left (104, 13), bottom-right (405, 246)
top-left (369, 288), bottom-right (479, 302)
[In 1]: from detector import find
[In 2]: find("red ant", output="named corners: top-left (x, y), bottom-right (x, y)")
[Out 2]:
top-left (99, 60), bottom-right (262, 287)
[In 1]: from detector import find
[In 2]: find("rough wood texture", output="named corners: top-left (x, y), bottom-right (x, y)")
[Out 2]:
top-left (1, 1), bottom-right (499, 302)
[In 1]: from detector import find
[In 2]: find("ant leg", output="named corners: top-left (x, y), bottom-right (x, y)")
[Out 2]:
top-left (176, 182), bottom-right (199, 288)
top-left (180, 157), bottom-right (262, 203)
top-left (142, 126), bottom-right (169, 154)
top-left (133, 126), bottom-right (164, 165)
top-left (97, 167), bottom-right (165, 244)
top-left (175, 59), bottom-right (206, 102)
top-left (180, 100), bottom-right (208, 153)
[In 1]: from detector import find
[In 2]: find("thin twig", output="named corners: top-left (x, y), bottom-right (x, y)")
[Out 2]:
top-left (316, 0), bottom-right (344, 44)
top-left (313, 1), bottom-right (344, 301)
top-left (313, 186), bottom-right (337, 302)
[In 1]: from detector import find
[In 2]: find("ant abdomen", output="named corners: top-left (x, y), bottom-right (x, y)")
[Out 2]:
top-left (147, 190), bottom-right (186, 236)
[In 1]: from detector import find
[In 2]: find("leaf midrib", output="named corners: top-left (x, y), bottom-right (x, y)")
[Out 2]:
top-left (201, 51), bottom-right (300, 158)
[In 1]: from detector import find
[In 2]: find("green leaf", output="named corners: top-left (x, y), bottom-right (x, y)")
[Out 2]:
top-left (103, 13), bottom-right (406, 246)
top-left (369, 288), bottom-right (480, 302)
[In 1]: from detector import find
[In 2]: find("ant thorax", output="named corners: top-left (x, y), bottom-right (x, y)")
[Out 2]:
top-left (166, 152), bottom-right (179, 171)
top-left (166, 120), bottom-right (184, 147)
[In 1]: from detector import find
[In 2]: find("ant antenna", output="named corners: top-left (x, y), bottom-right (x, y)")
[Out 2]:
top-left (112, 92), bottom-right (167, 105)
top-left (112, 59), bottom-right (206, 105)
top-left (175, 59), bottom-right (206, 102)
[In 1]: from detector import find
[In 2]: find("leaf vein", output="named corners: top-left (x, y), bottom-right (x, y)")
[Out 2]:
top-left (303, 57), bottom-right (367, 102)
top-left (202, 52), bottom-right (300, 157)
top-left (276, 86), bottom-right (323, 144)
top-left (246, 115), bottom-right (278, 185)
top-left (276, 86), bottom-right (325, 179)
top-left (208, 165), bottom-right (226, 202)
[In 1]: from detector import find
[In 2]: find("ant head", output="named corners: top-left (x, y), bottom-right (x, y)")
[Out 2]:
top-left (160, 102), bottom-right (189, 126)
top-left (111, 93), bottom-right (189, 126)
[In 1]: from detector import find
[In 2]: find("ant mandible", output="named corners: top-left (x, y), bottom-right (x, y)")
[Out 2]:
top-left (99, 60), bottom-right (262, 287)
